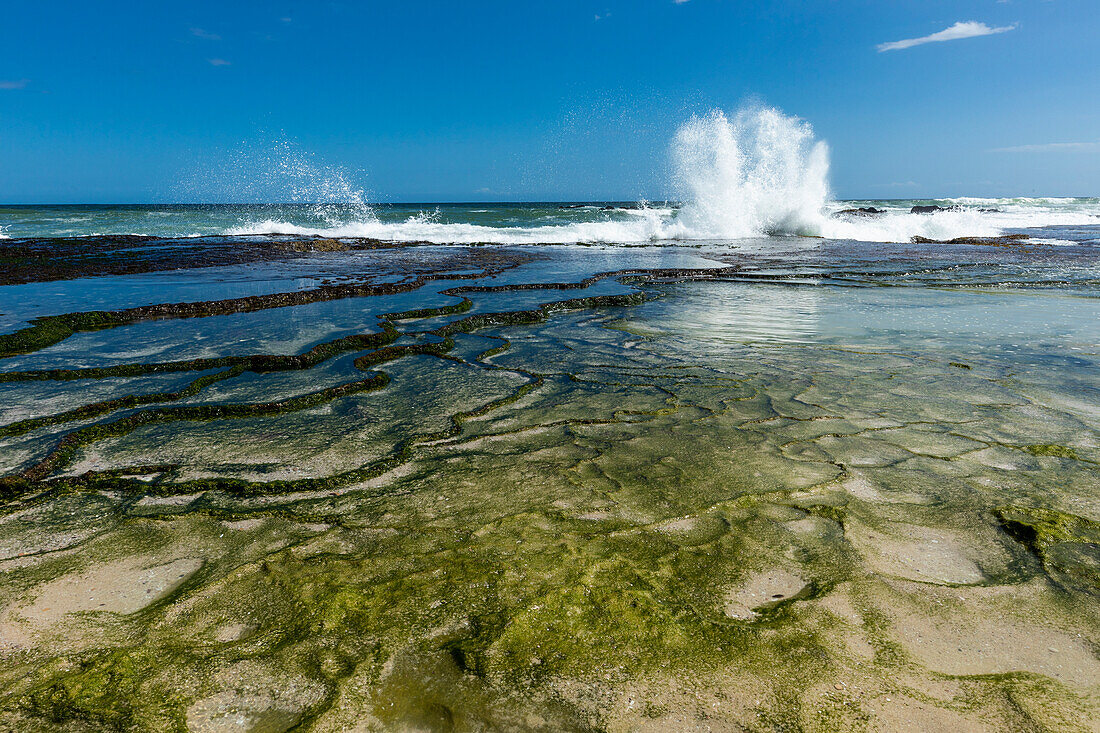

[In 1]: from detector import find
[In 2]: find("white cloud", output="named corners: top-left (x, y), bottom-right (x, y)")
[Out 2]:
top-left (673, 0), bottom-right (691, 4)
top-left (0, 79), bottom-right (29, 90)
top-left (877, 21), bottom-right (1016, 52)
top-left (208, 58), bottom-right (231, 66)
top-left (990, 141), bottom-right (1100, 153)
top-left (191, 27), bottom-right (221, 40)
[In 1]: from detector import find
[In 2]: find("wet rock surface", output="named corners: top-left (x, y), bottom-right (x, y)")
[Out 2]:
top-left (0, 239), bottom-right (1098, 730)
top-left (0, 235), bottom-right (537, 286)
top-left (911, 233), bottom-right (1032, 246)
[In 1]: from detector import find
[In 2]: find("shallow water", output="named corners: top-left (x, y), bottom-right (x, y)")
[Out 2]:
top-left (0, 230), bottom-right (1098, 730)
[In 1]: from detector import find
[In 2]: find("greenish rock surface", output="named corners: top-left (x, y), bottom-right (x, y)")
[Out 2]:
top-left (1, 243), bottom-right (1099, 731)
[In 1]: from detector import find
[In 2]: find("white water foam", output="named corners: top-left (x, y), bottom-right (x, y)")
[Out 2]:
top-left (671, 107), bottom-right (831, 238)
top-left (222, 108), bottom-right (1099, 245)
top-left (822, 198), bottom-right (1100, 243)
top-left (226, 206), bottom-right (675, 244)
top-left (823, 209), bottom-right (1004, 242)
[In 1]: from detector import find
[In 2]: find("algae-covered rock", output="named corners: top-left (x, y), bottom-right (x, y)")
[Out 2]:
top-left (995, 506), bottom-right (1100, 596)
top-left (3, 250), bottom-right (1100, 730)
top-left (24, 649), bottom-right (155, 730)
top-left (1022, 443), bottom-right (1081, 460)
top-left (285, 238), bottom-right (348, 253)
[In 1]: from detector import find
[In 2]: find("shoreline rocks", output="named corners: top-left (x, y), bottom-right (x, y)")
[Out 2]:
top-left (911, 205), bottom-right (962, 214)
top-left (911, 234), bottom-right (1031, 245)
top-left (835, 207), bottom-right (887, 217)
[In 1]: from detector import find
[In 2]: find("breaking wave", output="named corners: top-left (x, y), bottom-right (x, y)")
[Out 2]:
top-left (229, 106), bottom-right (839, 243)
top-left (221, 107), bottom-right (1098, 245)
top-left (671, 107), bottom-right (830, 238)
top-left (226, 207), bottom-right (675, 244)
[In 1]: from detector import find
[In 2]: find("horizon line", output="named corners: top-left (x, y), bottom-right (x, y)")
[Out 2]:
top-left (2, 195), bottom-right (1094, 207)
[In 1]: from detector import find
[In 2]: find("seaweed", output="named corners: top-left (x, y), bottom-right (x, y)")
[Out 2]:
top-left (1021, 444), bottom-right (1080, 460)
top-left (994, 506), bottom-right (1100, 596)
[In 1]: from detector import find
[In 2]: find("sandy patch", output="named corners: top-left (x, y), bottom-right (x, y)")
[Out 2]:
top-left (135, 492), bottom-right (205, 507)
top-left (847, 521), bottom-right (989, 585)
top-left (11, 557), bottom-right (202, 624)
top-left (883, 581), bottom-right (1100, 689)
top-left (186, 660), bottom-right (326, 733)
top-left (724, 569), bottom-right (808, 620)
top-left (214, 623), bottom-right (257, 643)
top-left (864, 693), bottom-right (998, 732)
top-left (222, 519), bottom-right (265, 532)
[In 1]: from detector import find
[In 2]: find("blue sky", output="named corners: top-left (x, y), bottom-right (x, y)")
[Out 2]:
top-left (1, 0), bottom-right (1097, 202)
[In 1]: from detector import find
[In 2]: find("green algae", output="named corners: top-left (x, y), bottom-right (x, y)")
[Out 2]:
top-left (0, 288), bottom-right (647, 499)
top-left (1021, 443), bottom-right (1081, 460)
top-left (994, 506), bottom-right (1100, 596)
top-left (385, 296), bottom-right (473, 321)
top-left (21, 371), bottom-right (393, 481)
top-left (2, 267), bottom-right (1100, 730)
top-left (0, 263), bottom-right (720, 364)
top-left (0, 274), bottom-right (646, 497)
top-left (25, 650), bottom-right (155, 729)
top-left (0, 366), bottom-right (247, 440)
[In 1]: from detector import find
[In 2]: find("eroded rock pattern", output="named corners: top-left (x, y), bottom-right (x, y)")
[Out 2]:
top-left (0, 239), bottom-right (1098, 731)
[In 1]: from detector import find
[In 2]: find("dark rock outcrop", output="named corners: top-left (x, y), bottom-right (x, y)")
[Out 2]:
top-left (911, 205), bottom-right (962, 214)
top-left (911, 234), bottom-right (1032, 246)
top-left (836, 207), bottom-right (886, 217)
top-left (285, 238), bottom-right (348, 252)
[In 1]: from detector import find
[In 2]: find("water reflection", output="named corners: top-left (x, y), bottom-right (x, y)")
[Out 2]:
top-left (633, 280), bottom-right (1100, 359)
top-left (649, 282), bottom-right (822, 344)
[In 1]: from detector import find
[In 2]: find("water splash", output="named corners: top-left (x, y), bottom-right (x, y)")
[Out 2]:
top-left (672, 107), bottom-right (831, 238)
top-left (181, 111), bottom-right (1100, 245)
top-left (227, 108), bottom-right (834, 243)
top-left (180, 137), bottom-right (374, 225)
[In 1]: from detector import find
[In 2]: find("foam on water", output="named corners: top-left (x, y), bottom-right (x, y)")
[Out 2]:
top-left (823, 209), bottom-right (1003, 242)
top-left (821, 198), bottom-right (1100, 243)
top-left (226, 206), bottom-right (676, 244)
top-left (221, 108), bottom-right (1099, 245)
top-left (227, 107), bottom-right (835, 243)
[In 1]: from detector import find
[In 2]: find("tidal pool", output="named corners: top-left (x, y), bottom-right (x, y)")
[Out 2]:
top-left (0, 240), bottom-right (1097, 731)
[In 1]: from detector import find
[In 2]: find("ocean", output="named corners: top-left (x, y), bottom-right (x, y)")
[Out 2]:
top-left (2, 197), bottom-right (1099, 245)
